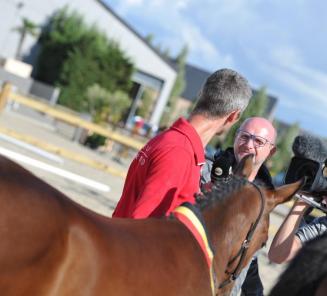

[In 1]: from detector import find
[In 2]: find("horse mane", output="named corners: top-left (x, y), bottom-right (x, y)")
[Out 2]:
top-left (196, 175), bottom-right (248, 210)
top-left (253, 178), bottom-right (274, 190)
top-left (270, 233), bottom-right (327, 296)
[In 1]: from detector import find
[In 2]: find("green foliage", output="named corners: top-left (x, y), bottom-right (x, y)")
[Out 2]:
top-left (144, 33), bottom-right (155, 44)
top-left (108, 90), bottom-right (131, 125)
top-left (13, 17), bottom-right (39, 59)
top-left (208, 137), bottom-right (222, 151)
top-left (14, 17), bottom-right (39, 36)
top-left (35, 8), bottom-right (86, 84)
top-left (144, 33), bottom-right (171, 59)
top-left (270, 122), bottom-right (300, 175)
top-left (85, 84), bottom-right (130, 125)
top-left (84, 84), bottom-right (131, 149)
top-left (222, 87), bottom-right (269, 149)
top-left (84, 133), bottom-right (107, 149)
top-left (136, 89), bottom-right (153, 119)
top-left (85, 84), bottom-right (110, 124)
top-left (34, 7), bottom-right (134, 112)
top-left (144, 34), bottom-right (188, 126)
top-left (160, 45), bottom-right (188, 126)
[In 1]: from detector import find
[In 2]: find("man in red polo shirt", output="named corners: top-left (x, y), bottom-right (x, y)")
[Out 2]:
top-left (112, 68), bottom-right (252, 219)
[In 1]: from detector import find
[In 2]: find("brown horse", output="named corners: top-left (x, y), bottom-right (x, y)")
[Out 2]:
top-left (0, 154), bottom-right (302, 296)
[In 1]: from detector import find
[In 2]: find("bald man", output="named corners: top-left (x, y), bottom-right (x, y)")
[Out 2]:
top-left (201, 117), bottom-right (277, 296)
top-left (233, 117), bottom-right (276, 181)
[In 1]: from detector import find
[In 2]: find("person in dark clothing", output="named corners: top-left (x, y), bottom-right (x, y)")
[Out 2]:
top-left (201, 117), bottom-right (277, 296)
top-left (269, 233), bottom-right (327, 296)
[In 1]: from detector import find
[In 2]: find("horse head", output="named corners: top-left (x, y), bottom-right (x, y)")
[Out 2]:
top-left (198, 154), bottom-right (304, 295)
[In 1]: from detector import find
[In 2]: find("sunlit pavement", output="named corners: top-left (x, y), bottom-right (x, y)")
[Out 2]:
top-left (259, 205), bottom-right (289, 294)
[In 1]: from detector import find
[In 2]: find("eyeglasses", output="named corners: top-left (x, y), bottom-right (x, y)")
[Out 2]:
top-left (236, 130), bottom-right (274, 148)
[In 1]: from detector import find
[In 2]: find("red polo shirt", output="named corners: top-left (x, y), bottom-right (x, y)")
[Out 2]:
top-left (112, 117), bottom-right (205, 219)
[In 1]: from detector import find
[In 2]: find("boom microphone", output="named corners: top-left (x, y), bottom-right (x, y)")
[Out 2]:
top-left (292, 134), bottom-right (327, 162)
top-left (285, 134), bottom-right (327, 197)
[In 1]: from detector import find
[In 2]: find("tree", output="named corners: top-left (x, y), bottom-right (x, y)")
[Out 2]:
top-left (270, 122), bottom-right (299, 175)
top-left (84, 84), bottom-right (131, 149)
top-left (34, 8), bottom-right (87, 84)
top-left (34, 7), bottom-right (134, 112)
top-left (160, 45), bottom-right (188, 127)
top-left (107, 91), bottom-right (131, 126)
top-left (144, 33), bottom-right (170, 59)
top-left (221, 87), bottom-right (269, 149)
top-left (136, 89), bottom-right (153, 119)
top-left (13, 17), bottom-right (39, 59)
top-left (85, 84), bottom-right (110, 124)
top-left (86, 84), bottom-right (130, 126)
top-left (143, 34), bottom-right (188, 125)
top-left (144, 33), bottom-right (155, 44)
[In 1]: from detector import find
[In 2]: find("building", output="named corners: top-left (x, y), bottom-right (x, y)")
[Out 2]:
top-left (0, 0), bottom-right (177, 128)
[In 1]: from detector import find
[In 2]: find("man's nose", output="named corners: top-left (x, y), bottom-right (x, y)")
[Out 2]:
top-left (245, 137), bottom-right (255, 149)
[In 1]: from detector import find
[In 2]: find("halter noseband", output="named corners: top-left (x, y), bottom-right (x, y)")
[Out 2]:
top-left (218, 181), bottom-right (265, 289)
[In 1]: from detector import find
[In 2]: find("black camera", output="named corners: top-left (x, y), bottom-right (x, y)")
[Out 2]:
top-left (285, 156), bottom-right (327, 197)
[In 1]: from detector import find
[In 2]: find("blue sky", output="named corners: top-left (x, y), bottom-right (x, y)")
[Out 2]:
top-left (108, 0), bottom-right (327, 137)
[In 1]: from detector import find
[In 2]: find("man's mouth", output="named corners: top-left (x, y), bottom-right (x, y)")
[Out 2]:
top-left (239, 151), bottom-right (251, 157)
top-left (239, 151), bottom-right (256, 163)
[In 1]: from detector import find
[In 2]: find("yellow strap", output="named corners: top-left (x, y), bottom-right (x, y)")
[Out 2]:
top-left (174, 206), bottom-right (214, 261)
top-left (174, 206), bottom-right (215, 295)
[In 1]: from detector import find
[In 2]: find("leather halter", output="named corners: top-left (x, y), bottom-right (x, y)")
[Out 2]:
top-left (218, 181), bottom-right (265, 289)
top-left (172, 181), bottom-right (265, 295)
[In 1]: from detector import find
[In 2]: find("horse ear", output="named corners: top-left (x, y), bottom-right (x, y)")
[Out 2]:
top-left (273, 178), bottom-right (304, 205)
top-left (234, 154), bottom-right (254, 179)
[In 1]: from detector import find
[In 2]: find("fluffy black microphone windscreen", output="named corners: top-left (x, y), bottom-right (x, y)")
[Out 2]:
top-left (292, 135), bottom-right (327, 163)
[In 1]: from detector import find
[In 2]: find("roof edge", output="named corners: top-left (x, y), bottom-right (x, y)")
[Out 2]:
top-left (95, 0), bottom-right (176, 72)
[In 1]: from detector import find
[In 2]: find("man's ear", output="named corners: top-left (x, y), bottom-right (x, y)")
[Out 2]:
top-left (269, 145), bottom-right (277, 158)
top-left (225, 109), bottom-right (241, 125)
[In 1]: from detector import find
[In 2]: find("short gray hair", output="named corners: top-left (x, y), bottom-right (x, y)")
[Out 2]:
top-left (191, 68), bottom-right (252, 118)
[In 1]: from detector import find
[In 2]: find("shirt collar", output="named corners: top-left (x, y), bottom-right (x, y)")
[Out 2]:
top-left (170, 117), bottom-right (205, 166)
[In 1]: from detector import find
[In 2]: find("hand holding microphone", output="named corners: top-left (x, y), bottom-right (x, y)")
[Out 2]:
top-left (286, 134), bottom-right (327, 213)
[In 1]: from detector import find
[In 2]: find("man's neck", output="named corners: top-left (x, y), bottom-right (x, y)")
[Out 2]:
top-left (188, 114), bottom-right (226, 147)
top-left (248, 171), bottom-right (258, 182)
top-left (248, 165), bottom-right (261, 182)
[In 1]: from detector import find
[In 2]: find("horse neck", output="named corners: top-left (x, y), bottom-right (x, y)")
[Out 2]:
top-left (201, 185), bottom-right (259, 267)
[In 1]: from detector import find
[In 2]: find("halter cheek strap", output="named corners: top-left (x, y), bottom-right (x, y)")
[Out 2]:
top-left (219, 181), bottom-right (265, 289)
top-left (172, 181), bottom-right (265, 294)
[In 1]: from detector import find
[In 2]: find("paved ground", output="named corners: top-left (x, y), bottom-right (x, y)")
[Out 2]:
top-left (0, 108), bottom-right (129, 216)
top-left (0, 108), bottom-right (292, 295)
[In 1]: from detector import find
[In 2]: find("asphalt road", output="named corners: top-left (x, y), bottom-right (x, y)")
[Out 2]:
top-left (0, 108), bottom-right (294, 295)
